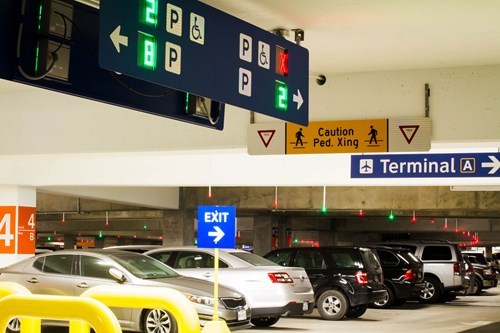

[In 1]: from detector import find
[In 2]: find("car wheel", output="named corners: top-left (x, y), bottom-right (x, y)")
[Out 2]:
top-left (6, 318), bottom-right (21, 333)
top-left (419, 277), bottom-right (442, 304)
top-left (251, 317), bottom-right (280, 327)
top-left (372, 288), bottom-right (394, 309)
top-left (143, 309), bottom-right (177, 333)
top-left (317, 289), bottom-right (349, 320)
top-left (346, 304), bottom-right (368, 318)
top-left (471, 277), bottom-right (483, 295)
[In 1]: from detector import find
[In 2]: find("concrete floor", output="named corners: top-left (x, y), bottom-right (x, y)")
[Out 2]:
top-left (40, 286), bottom-right (500, 333)
top-left (239, 287), bottom-right (500, 333)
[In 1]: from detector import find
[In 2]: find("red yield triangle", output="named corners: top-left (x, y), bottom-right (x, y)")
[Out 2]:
top-left (399, 125), bottom-right (420, 144)
top-left (257, 130), bottom-right (276, 148)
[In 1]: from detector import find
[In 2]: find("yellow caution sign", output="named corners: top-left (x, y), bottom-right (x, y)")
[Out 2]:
top-left (286, 119), bottom-right (388, 154)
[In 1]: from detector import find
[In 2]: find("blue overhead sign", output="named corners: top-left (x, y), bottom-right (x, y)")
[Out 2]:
top-left (351, 153), bottom-right (500, 178)
top-left (197, 206), bottom-right (236, 249)
top-left (98, 0), bottom-right (309, 125)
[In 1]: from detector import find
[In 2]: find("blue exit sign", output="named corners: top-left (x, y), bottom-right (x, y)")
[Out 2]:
top-left (99, 0), bottom-right (309, 125)
top-left (197, 206), bottom-right (236, 249)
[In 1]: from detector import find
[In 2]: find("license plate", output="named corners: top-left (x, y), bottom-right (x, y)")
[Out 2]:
top-left (303, 301), bottom-right (308, 311)
top-left (237, 309), bottom-right (247, 321)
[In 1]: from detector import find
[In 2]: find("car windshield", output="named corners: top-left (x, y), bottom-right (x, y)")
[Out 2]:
top-left (230, 251), bottom-right (280, 266)
top-left (360, 248), bottom-right (383, 273)
top-left (399, 251), bottom-right (420, 263)
top-left (110, 252), bottom-right (180, 279)
top-left (467, 256), bottom-right (480, 264)
top-left (464, 253), bottom-right (488, 265)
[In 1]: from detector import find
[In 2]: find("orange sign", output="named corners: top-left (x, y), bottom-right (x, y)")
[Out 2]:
top-left (286, 119), bottom-right (388, 154)
top-left (0, 206), bottom-right (16, 254)
top-left (0, 206), bottom-right (36, 255)
top-left (18, 206), bottom-right (36, 254)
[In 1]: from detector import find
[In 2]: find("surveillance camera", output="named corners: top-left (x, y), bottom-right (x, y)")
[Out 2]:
top-left (316, 75), bottom-right (326, 86)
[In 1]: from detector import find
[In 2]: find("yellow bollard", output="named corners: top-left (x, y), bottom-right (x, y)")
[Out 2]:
top-left (81, 285), bottom-right (200, 333)
top-left (69, 320), bottom-right (92, 333)
top-left (0, 294), bottom-right (122, 333)
top-left (0, 282), bottom-right (41, 333)
top-left (0, 281), bottom-right (31, 298)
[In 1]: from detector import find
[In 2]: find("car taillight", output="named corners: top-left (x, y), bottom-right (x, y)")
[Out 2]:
top-left (466, 266), bottom-right (474, 274)
top-left (268, 272), bottom-right (293, 283)
top-left (454, 263), bottom-right (460, 275)
top-left (403, 269), bottom-right (416, 281)
top-left (355, 271), bottom-right (369, 285)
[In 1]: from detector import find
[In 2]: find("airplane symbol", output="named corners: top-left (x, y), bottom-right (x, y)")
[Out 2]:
top-left (360, 159), bottom-right (373, 174)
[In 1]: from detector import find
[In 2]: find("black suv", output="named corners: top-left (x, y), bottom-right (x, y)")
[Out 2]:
top-left (362, 245), bottom-right (425, 308)
top-left (264, 247), bottom-right (386, 320)
top-left (379, 240), bottom-right (467, 303)
top-left (462, 253), bottom-right (498, 294)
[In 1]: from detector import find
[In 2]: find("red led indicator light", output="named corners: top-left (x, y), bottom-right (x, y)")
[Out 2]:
top-left (280, 52), bottom-right (288, 75)
top-left (275, 46), bottom-right (289, 76)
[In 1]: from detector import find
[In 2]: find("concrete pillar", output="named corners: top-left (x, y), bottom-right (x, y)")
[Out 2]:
top-left (0, 186), bottom-right (37, 268)
top-left (485, 247), bottom-right (493, 259)
top-left (94, 236), bottom-right (105, 249)
top-left (161, 210), bottom-right (195, 246)
top-left (277, 216), bottom-right (291, 249)
top-left (253, 216), bottom-right (273, 256)
top-left (63, 234), bottom-right (77, 249)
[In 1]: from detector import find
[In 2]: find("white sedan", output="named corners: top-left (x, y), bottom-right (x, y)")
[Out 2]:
top-left (144, 247), bottom-right (314, 327)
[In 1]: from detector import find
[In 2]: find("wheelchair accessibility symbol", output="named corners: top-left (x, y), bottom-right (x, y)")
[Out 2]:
top-left (258, 41), bottom-right (270, 69)
top-left (190, 13), bottom-right (205, 45)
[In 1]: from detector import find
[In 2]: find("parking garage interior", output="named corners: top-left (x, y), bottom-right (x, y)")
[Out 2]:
top-left (0, 0), bottom-right (499, 263)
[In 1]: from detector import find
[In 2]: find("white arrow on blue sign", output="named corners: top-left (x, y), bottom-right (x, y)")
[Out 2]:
top-left (197, 206), bottom-right (236, 249)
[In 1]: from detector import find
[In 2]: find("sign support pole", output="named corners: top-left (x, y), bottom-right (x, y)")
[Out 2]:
top-left (199, 206), bottom-right (236, 333)
top-left (213, 247), bottom-right (219, 321)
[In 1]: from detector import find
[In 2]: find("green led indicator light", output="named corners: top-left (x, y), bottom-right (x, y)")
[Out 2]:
top-left (138, 31), bottom-right (157, 70)
top-left (37, 4), bottom-right (43, 32)
top-left (140, 0), bottom-right (158, 27)
top-left (275, 80), bottom-right (288, 111)
top-left (185, 92), bottom-right (190, 113)
top-left (35, 42), bottom-right (40, 74)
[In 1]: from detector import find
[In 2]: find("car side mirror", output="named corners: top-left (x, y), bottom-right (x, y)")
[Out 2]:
top-left (109, 267), bottom-right (127, 283)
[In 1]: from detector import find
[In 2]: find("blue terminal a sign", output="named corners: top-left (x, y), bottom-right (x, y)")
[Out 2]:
top-left (98, 0), bottom-right (309, 126)
top-left (351, 153), bottom-right (500, 178)
top-left (197, 206), bottom-right (236, 249)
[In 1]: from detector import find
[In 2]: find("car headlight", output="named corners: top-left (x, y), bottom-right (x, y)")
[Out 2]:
top-left (483, 269), bottom-right (493, 275)
top-left (184, 294), bottom-right (224, 309)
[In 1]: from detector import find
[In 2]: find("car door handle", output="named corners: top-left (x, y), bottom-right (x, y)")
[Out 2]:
top-left (27, 277), bottom-right (39, 284)
top-left (202, 273), bottom-right (213, 278)
top-left (76, 282), bottom-right (89, 289)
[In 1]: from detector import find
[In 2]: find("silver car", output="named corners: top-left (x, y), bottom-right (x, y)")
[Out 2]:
top-left (0, 249), bottom-right (250, 333)
top-left (144, 247), bottom-right (315, 327)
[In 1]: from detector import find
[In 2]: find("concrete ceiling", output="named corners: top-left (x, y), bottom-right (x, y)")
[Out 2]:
top-left (1, 0), bottom-right (499, 210)
top-left (4, 0), bottom-right (500, 91)
top-left (203, 0), bottom-right (500, 75)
